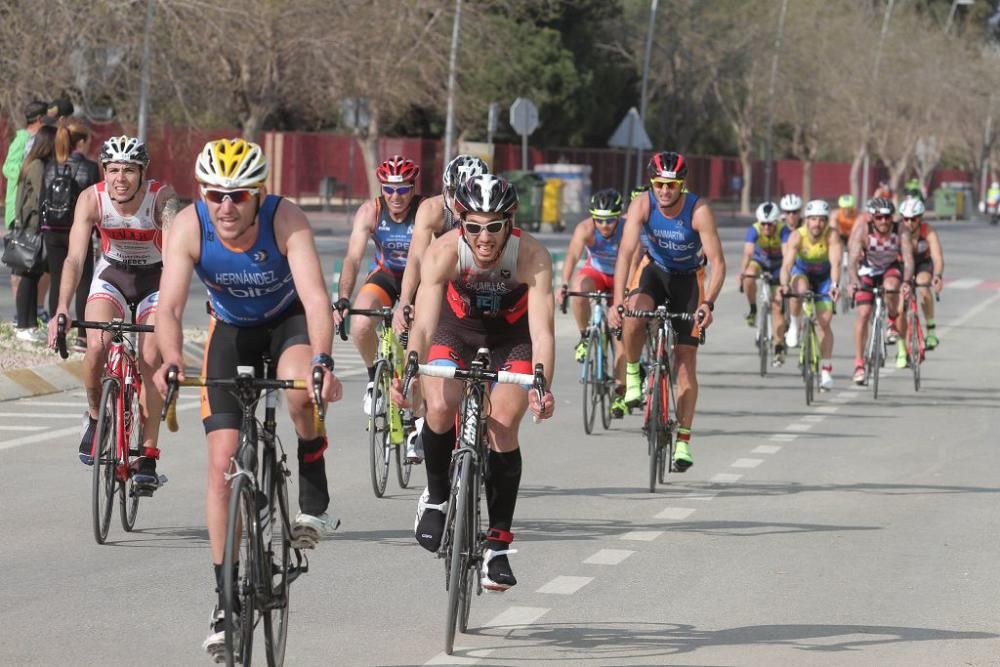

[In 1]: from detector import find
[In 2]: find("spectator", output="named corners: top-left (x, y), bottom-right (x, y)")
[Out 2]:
top-left (45, 118), bottom-right (100, 351)
top-left (12, 125), bottom-right (56, 342)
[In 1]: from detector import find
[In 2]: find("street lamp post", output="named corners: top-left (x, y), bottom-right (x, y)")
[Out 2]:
top-left (763, 0), bottom-right (789, 203)
top-left (634, 0), bottom-right (659, 186)
top-left (136, 0), bottom-right (155, 144)
top-left (861, 0), bottom-right (897, 204)
top-left (443, 0), bottom-right (462, 165)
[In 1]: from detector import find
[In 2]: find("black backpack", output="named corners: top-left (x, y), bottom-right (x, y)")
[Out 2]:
top-left (41, 163), bottom-right (81, 230)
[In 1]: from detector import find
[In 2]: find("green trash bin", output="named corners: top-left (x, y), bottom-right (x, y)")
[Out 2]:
top-left (502, 171), bottom-right (545, 231)
top-left (933, 186), bottom-right (956, 218)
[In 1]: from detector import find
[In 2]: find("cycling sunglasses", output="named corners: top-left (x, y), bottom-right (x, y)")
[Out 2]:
top-left (382, 185), bottom-right (413, 196)
top-left (873, 214), bottom-right (892, 221)
top-left (593, 217), bottom-right (618, 225)
top-left (903, 216), bottom-right (921, 223)
top-left (462, 219), bottom-right (507, 234)
top-left (650, 178), bottom-right (683, 189)
top-left (202, 188), bottom-right (258, 205)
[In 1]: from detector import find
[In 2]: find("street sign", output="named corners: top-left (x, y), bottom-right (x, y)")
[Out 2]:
top-left (608, 107), bottom-right (652, 150)
top-left (488, 102), bottom-right (500, 135)
top-left (509, 97), bottom-right (539, 136)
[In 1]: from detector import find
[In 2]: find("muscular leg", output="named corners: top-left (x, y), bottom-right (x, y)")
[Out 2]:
top-left (137, 311), bottom-right (162, 451)
top-left (854, 304), bottom-right (872, 363)
top-left (817, 306), bottom-right (834, 359)
top-left (350, 289), bottom-right (385, 368)
top-left (82, 298), bottom-right (121, 417)
top-left (414, 375), bottom-right (463, 551)
top-left (570, 273), bottom-right (596, 334)
top-left (623, 292), bottom-right (654, 363)
top-left (674, 345), bottom-right (698, 431)
top-left (205, 429), bottom-right (240, 565)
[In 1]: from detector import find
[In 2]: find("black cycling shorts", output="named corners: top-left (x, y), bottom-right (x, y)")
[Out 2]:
top-left (359, 267), bottom-right (403, 307)
top-left (630, 261), bottom-right (705, 347)
top-left (200, 300), bottom-right (310, 433)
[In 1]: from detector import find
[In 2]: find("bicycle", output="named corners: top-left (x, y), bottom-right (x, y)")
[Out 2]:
top-left (855, 284), bottom-right (898, 400)
top-left (741, 271), bottom-right (775, 377)
top-left (562, 291), bottom-right (615, 433)
top-left (783, 291), bottom-right (821, 406)
top-left (619, 305), bottom-right (700, 492)
top-left (161, 360), bottom-right (325, 666)
top-left (56, 313), bottom-right (161, 545)
top-left (336, 305), bottom-right (414, 497)
top-left (904, 281), bottom-right (938, 392)
top-left (402, 350), bottom-right (544, 656)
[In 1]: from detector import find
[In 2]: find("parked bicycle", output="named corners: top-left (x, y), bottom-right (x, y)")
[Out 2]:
top-left (56, 313), bottom-right (161, 545)
top-left (337, 306), bottom-right (414, 497)
top-left (619, 305), bottom-right (701, 492)
top-left (402, 349), bottom-right (544, 656)
top-left (562, 291), bottom-right (616, 433)
top-left (161, 359), bottom-right (325, 666)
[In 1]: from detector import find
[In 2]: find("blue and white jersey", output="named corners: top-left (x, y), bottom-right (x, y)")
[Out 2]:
top-left (641, 190), bottom-right (704, 272)
top-left (584, 219), bottom-right (623, 275)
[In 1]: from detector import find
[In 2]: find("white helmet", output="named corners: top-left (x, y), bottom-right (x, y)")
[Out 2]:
top-left (899, 197), bottom-right (925, 218)
top-left (443, 154), bottom-right (488, 194)
top-left (779, 194), bottom-right (802, 212)
top-left (99, 135), bottom-right (149, 167)
top-left (804, 199), bottom-right (830, 218)
top-left (755, 201), bottom-right (780, 224)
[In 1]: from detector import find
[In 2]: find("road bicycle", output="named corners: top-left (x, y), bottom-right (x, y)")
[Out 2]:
top-left (856, 284), bottom-right (898, 400)
top-left (57, 313), bottom-right (161, 545)
top-left (562, 290), bottom-right (615, 433)
top-left (904, 281), bottom-right (938, 392)
top-left (619, 305), bottom-right (700, 492)
top-left (162, 360), bottom-right (325, 666)
top-left (783, 292), bottom-right (822, 405)
top-left (337, 306), bottom-right (413, 497)
top-left (741, 271), bottom-right (776, 376)
top-left (402, 350), bottom-right (544, 656)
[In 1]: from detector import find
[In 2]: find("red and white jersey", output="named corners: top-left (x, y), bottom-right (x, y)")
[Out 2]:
top-left (95, 180), bottom-right (163, 266)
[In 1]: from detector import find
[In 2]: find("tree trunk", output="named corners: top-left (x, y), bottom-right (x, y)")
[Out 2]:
top-left (739, 151), bottom-right (752, 215)
top-left (849, 143), bottom-right (866, 205)
top-left (802, 160), bottom-right (813, 203)
top-left (359, 103), bottom-right (382, 199)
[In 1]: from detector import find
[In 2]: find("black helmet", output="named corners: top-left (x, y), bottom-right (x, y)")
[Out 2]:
top-left (647, 151), bottom-right (688, 180)
top-left (589, 189), bottom-right (623, 217)
top-left (867, 197), bottom-right (895, 217)
top-left (629, 184), bottom-right (649, 201)
top-left (453, 174), bottom-right (518, 217)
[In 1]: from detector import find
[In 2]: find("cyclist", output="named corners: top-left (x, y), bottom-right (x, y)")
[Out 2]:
top-left (151, 138), bottom-right (342, 657)
top-left (873, 179), bottom-right (894, 202)
top-left (847, 197), bottom-right (914, 382)
top-left (47, 136), bottom-right (179, 493)
top-left (833, 194), bottom-right (859, 245)
top-left (334, 155), bottom-right (422, 416)
top-left (558, 188), bottom-right (627, 415)
top-left (739, 201), bottom-right (789, 365)
top-left (898, 197), bottom-right (944, 350)
top-left (609, 151), bottom-right (726, 472)
top-left (779, 193), bottom-right (804, 347)
top-left (778, 199), bottom-right (842, 390)
top-left (398, 173), bottom-right (555, 591)
top-left (629, 184), bottom-right (650, 202)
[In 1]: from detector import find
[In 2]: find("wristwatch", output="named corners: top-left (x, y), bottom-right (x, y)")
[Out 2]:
top-left (703, 300), bottom-right (715, 312)
top-left (312, 353), bottom-right (334, 372)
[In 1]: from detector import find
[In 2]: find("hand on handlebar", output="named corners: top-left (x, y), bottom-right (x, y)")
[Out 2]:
top-left (558, 284), bottom-right (569, 313)
top-left (332, 298), bottom-right (350, 338)
top-left (154, 360), bottom-right (185, 398)
top-left (50, 312), bottom-right (71, 357)
top-left (528, 388), bottom-right (554, 421)
top-left (311, 365), bottom-right (342, 405)
top-left (609, 302), bottom-right (624, 331)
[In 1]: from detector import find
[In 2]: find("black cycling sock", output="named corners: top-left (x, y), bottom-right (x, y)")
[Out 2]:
top-left (749, 303), bottom-right (757, 314)
top-left (485, 448), bottom-right (522, 548)
top-left (422, 422), bottom-right (456, 504)
top-left (367, 366), bottom-right (376, 381)
top-left (213, 563), bottom-right (240, 613)
top-left (297, 436), bottom-right (330, 516)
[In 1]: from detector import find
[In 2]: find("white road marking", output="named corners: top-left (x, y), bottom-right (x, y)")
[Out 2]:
top-left (937, 291), bottom-right (1000, 339)
top-left (785, 422), bottom-right (813, 432)
top-left (425, 649), bottom-right (494, 665)
top-left (829, 397), bottom-right (851, 404)
top-left (814, 406), bottom-right (840, 414)
top-left (0, 425), bottom-right (46, 432)
top-left (682, 490), bottom-right (719, 501)
top-left (621, 530), bottom-right (663, 541)
top-left (837, 391), bottom-right (859, 399)
top-left (655, 507), bottom-right (696, 520)
top-left (710, 472), bottom-right (743, 483)
top-left (0, 412), bottom-right (86, 419)
top-left (752, 445), bottom-right (782, 454)
top-left (801, 415), bottom-right (827, 423)
top-left (584, 549), bottom-right (635, 565)
top-left (536, 576), bottom-right (593, 595)
top-left (482, 605), bottom-right (549, 628)
top-left (770, 433), bottom-right (798, 442)
top-left (731, 458), bottom-right (763, 469)
top-left (947, 278), bottom-right (982, 290)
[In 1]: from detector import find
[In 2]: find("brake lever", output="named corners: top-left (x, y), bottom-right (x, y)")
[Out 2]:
top-left (161, 365), bottom-right (180, 432)
top-left (56, 314), bottom-right (69, 359)
top-left (402, 351), bottom-right (419, 398)
top-left (532, 363), bottom-right (545, 424)
top-left (614, 304), bottom-right (625, 341)
top-left (311, 364), bottom-right (327, 433)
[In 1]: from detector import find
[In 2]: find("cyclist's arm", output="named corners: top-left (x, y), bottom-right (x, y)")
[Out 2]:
top-left (398, 196), bottom-right (441, 309)
top-left (927, 226), bottom-right (945, 282)
top-left (780, 230), bottom-right (800, 288)
top-left (560, 220), bottom-right (590, 289)
top-left (338, 199), bottom-right (375, 301)
top-left (155, 205), bottom-right (200, 373)
top-left (278, 201), bottom-right (334, 358)
top-left (522, 235), bottom-right (556, 388)
top-left (847, 221), bottom-right (865, 283)
top-left (55, 187), bottom-right (99, 314)
top-left (693, 201), bottom-right (726, 305)
top-left (613, 195), bottom-right (647, 306)
top-left (828, 227), bottom-right (843, 287)
top-left (739, 238), bottom-right (755, 277)
top-left (405, 235), bottom-right (454, 361)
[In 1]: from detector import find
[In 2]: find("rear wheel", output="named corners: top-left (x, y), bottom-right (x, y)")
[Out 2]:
top-left (395, 428), bottom-right (413, 489)
top-left (445, 454), bottom-right (474, 655)
top-left (223, 474), bottom-right (258, 667)
top-left (368, 361), bottom-right (391, 497)
top-left (119, 386), bottom-right (141, 532)
top-left (92, 378), bottom-right (118, 545)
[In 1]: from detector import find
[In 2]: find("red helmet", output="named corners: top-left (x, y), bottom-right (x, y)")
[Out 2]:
top-left (376, 155), bottom-right (419, 184)
top-left (647, 151), bottom-right (688, 180)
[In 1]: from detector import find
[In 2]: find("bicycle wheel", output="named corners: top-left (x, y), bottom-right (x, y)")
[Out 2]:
top-left (872, 320), bottom-right (883, 400)
top-left (599, 327), bottom-right (614, 430)
top-left (92, 378), bottom-right (118, 545)
top-left (395, 419), bottom-right (413, 489)
top-left (757, 289), bottom-right (770, 377)
top-left (457, 462), bottom-right (480, 634)
top-left (657, 376), bottom-right (672, 484)
top-left (802, 323), bottom-right (814, 406)
top-left (223, 473), bottom-right (259, 667)
top-left (582, 329), bottom-right (599, 434)
top-left (263, 454), bottom-right (291, 666)
top-left (907, 309), bottom-right (921, 392)
top-left (445, 453), bottom-right (474, 655)
top-left (646, 366), bottom-right (662, 493)
top-left (368, 360), bottom-right (391, 497)
top-left (119, 386), bottom-right (141, 532)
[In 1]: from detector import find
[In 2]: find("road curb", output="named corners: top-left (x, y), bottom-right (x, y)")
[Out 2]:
top-left (0, 359), bottom-right (84, 401)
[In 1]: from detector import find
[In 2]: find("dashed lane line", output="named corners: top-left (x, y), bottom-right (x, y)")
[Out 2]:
top-left (814, 406), bottom-right (840, 414)
top-left (770, 433), bottom-right (799, 442)
top-left (710, 472), bottom-right (743, 483)
top-left (785, 422), bottom-right (813, 432)
top-left (620, 530), bottom-right (663, 541)
top-left (0, 425), bottom-right (46, 432)
top-left (731, 458), bottom-right (763, 469)
top-left (536, 576), bottom-right (593, 595)
top-left (752, 445), bottom-right (782, 454)
top-left (584, 549), bottom-right (635, 565)
top-left (0, 412), bottom-right (86, 419)
top-left (801, 415), bottom-right (827, 423)
top-left (655, 507), bottom-right (696, 520)
top-left (682, 489), bottom-right (719, 501)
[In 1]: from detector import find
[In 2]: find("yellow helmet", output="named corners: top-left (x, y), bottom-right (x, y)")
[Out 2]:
top-left (195, 138), bottom-right (268, 189)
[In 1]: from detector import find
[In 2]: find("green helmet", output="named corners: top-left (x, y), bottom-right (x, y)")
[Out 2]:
top-left (838, 194), bottom-right (855, 209)
top-left (630, 184), bottom-right (649, 201)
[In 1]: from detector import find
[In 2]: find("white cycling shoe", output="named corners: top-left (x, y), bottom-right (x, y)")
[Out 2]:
top-left (202, 605), bottom-right (227, 663)
top-left (405, 417), bottom-right (425, 464)
top-left (362, 382), bottom-right (385, 416)
top-left (291, 511), bottom-right (340, 548)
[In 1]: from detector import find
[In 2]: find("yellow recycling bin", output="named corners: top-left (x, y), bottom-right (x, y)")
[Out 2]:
top-left (542, 178), bottom-right (563, 226)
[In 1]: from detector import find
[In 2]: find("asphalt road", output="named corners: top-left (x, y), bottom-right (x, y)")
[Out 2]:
top-left (1, 220), bottom-right (999, 666)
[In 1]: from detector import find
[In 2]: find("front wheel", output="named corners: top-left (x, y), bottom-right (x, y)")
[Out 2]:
top-left (872, 321), bottom-right (883, 400)
top-left (395, 421), bottom-right (413, 489)
top-left (368, 361), bottom-right (391, 497)
top-left (93, 378), bottom-right (119, 545)
top-left (801, 324), bottom-right (814, 406)
top-left (907, 309), bottom-right (921, 392)
top-left (263, 463), bottom-right (291, 666)
top-left (445, 454), bottom-right (475, 655)
top-left (223, 474), bottom-right (259, 667)
top-left (646, 369), bottom-right (662, 493)
top-left (581, 330), bottom-right (598, 435)
top-left (119, 387), bottom-right (142, 532)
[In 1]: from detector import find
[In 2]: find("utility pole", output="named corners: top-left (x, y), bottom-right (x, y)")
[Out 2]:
top-left (634, 0), bottom-right (659, 185)
top-left (443, 0), bottom-right (463, 165)
top-left (136, 0), bottom-right (155, 144)
top-left (862, 0), bottom-right (896, 203)
top-left (763, 0), bottom-right (789, 202)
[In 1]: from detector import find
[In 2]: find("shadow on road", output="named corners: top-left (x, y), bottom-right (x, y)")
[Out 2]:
top-left (104, 524), bottom-right (209, 548)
